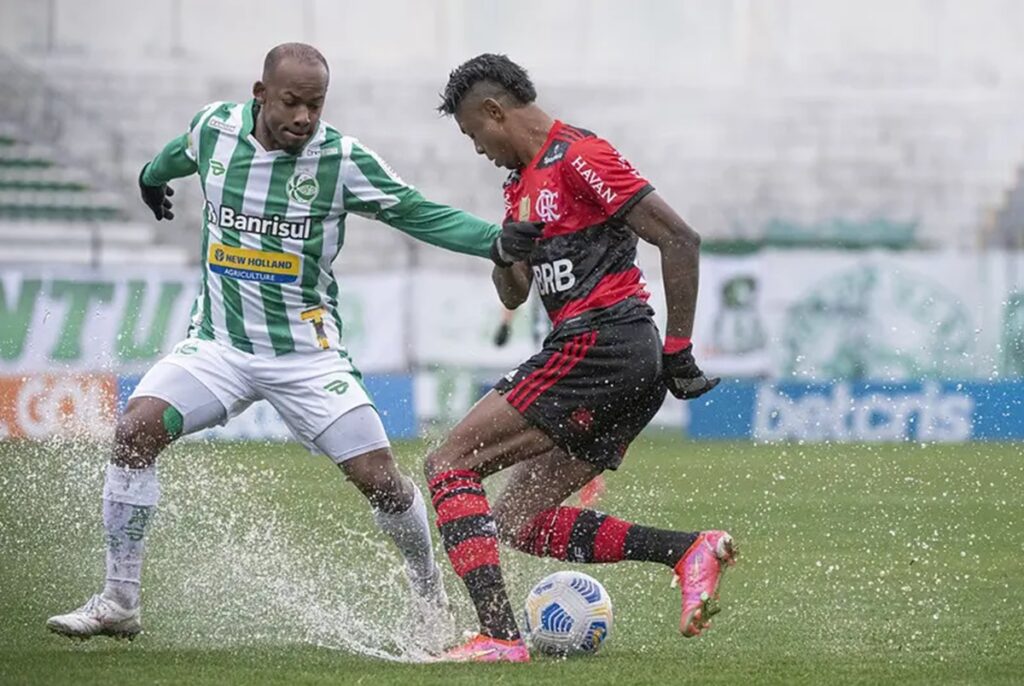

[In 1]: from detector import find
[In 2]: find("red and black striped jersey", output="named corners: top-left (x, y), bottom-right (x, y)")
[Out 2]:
top-left (502, 121), bottom-right (655, 327)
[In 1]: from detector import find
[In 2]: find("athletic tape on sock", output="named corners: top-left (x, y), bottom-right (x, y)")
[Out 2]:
top-left (162, 405), bottom-right (184, 439)
top-left (103, 463), bottom-right (161, 507)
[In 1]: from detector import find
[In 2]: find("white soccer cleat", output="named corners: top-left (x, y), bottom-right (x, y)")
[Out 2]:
top-left (46, 594), bottom-right (142, 641)
top-left (407, 564), bottom-right (455, 652)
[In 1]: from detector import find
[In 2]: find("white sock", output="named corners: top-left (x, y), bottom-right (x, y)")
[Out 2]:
top-left (373, 478), bottom-right (436, 583)
top-left (101, 463), bottom-right (160, 610)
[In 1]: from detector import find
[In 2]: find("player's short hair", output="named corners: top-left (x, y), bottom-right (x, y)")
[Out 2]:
top-left (262, 43), bottom-right (329, 80)
top-left (438, 53), bottom-right (536, 115)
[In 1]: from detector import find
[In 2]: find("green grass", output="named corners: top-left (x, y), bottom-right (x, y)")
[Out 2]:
top-left (1, 436), bottom-right (1022, 685)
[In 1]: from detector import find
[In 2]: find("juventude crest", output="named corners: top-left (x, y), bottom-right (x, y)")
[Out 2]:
top-left (286, 171), bottom-right (319, 205)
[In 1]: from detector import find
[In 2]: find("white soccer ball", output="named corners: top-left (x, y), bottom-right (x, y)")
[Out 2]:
top-left (523, 571), bottom-right (613, 655)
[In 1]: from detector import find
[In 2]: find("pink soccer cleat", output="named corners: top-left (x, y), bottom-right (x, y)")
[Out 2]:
top-left (672, 530), bottom-right (737, 637)
top-left (441, 633), bottom-right (531, 663)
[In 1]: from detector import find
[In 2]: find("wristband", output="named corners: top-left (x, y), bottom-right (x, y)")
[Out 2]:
top-left (664, 336), bottom-right (692, 355)
top-left (489, 240), bottom-right (513, 268)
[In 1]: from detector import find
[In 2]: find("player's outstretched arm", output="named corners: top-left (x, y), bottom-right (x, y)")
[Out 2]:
top-left (339, 139), bottom-right (502, 257)
top-left (626, 191), bottom-right (719, 399)
top-left (380, 197), bottom-right (503, 258)
top-left (139, 133), bottom-right (198, 221)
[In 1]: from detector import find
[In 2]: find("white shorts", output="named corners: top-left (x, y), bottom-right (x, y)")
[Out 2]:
top-left (131, 337), bottom-right (386, 457)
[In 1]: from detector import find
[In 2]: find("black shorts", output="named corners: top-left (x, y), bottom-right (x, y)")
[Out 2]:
top-left (494, 301), bottom-right (667, 470)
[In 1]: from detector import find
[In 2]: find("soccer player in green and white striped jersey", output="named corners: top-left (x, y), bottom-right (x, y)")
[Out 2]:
top-left (47, 43), bottom-right (508, 652)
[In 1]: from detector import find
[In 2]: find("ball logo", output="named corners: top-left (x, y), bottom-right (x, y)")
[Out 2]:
top-left (536, 189), bottom-right (561, 222)
top-left (524, 571), bottom-right (612, 655)
top-left (286, 172), bottom-right (319, 205)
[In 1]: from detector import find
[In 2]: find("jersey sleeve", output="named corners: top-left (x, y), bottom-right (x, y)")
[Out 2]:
top-left (561, 137), bottom-right (654, 219)
top-left (340, 139), bottom-right (499, 258)
top-left (141, 104), bottom-right (219, 185)
top-left (381, 198), bottom-right (500, 259)
top-left (339, 139), bottom-right (422, 218)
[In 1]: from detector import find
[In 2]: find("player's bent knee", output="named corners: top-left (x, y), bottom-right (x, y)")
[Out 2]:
top-left (423, 446), bottom-right (461, 482)
top-left (341, 448), bottom-right (412, 513)
top-left (113, 398), bottom-right (176, 467)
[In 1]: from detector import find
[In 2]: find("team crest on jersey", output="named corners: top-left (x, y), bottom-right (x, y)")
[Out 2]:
top-left (287, 171), bottom-right (319, 205)
top-left (536, 189), bottom-right (561, 222)
top-left (518, 195), bottom-right (531, 221)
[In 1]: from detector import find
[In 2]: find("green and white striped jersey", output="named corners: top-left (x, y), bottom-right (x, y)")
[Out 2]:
top-left (143, 99), bottom-right (499, 357)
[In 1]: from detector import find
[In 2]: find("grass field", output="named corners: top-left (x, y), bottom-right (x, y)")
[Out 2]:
top-left (0, 435), bottom-right (1022, 685)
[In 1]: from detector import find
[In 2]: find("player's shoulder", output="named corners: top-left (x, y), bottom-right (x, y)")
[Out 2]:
top-left (331, 131), bottom-right (410, 186)
top-left (330, 130), bottom-right (375, 158)
top-left (561, 124), bottom-right (620, 159)
top-left (190, 101), bottom-right (244, 134)
top-left (537, 123), bottom-right (611, 170)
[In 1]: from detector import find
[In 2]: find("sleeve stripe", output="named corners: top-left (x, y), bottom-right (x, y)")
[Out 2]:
top-left (612, 183), bottom-right (655, 221)
top-left (340, 136), bottom-right (401, 211)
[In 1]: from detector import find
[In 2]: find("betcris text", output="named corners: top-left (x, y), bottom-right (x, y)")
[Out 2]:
top-left (754, 382), bottom-right (974, 442)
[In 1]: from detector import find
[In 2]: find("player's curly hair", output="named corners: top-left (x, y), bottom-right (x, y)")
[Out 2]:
top-left (438, 53), bottom-right (536, 115)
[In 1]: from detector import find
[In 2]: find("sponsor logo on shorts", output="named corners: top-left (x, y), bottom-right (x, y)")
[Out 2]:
top-left (324, 379), bottom-right (349, 395)
top-left (173, 341), bottom-right (200, 356)
top-left (570, 406), bottom-right (594, 431)
top-left (208, 243), bottom-right (300, 283)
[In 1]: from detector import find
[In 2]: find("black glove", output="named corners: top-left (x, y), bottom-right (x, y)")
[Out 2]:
top-left (663, 345), bottom-right (720, 400)
top-left (138, 165), bottom-right (175, 221)
top-left (490, 220), bottom-right (544, 267)
top-left (493, 321), bottom-right (511, 347)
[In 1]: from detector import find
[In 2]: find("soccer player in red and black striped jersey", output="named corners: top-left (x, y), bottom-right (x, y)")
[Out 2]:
top-left (426, 54), bottom-right (737, 662)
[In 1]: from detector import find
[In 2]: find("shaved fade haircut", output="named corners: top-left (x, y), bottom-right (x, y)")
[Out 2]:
top-left (262, 42), bottom-right (330, 80)
top-left (438, 53), bottom-right (536, 115)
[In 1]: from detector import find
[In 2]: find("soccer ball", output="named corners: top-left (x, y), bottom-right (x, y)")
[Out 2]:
top-left (523, 571), bottom-right (613, 655)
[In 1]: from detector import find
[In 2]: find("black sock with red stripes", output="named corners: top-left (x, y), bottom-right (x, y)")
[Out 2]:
top-left (428, 469), bottom-right (521, 642)
top-left (513, 506), bottom-right (699, 568)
